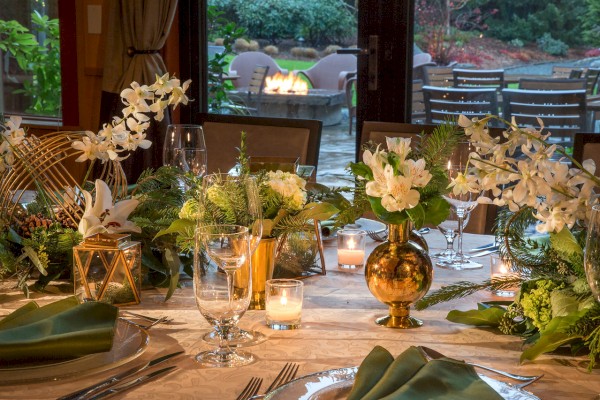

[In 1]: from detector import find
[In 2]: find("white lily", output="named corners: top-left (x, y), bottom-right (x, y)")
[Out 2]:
top-left (78, 179), bottom-right (141, 238)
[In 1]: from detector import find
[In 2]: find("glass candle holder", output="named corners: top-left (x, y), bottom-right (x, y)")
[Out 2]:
top-left (337, 229), bottom-right (367, 269)
top-left (265, 279), bottom-right (303, 330)
top-left (490, 254), bottom-right (517, 297)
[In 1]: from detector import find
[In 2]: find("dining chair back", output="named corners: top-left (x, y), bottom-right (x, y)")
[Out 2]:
top-left (453, 69), bottom-right (505, 92)
top-left (422, 85), bottom-right (500, 125)
top-left (573, 132), bottom-right (600, 176)
top-left (423, 65), bottom-right (455, 87)
top-left (195, 113), bottom-right (322, 176)
top-left (518, 78), bottom-right (586, 91)
top-left (293, 53), bottom-right (356, 91)
top-left (229, 52), bottom-right (288, 89)
top-left (502, 88), bottom-right (587, 145)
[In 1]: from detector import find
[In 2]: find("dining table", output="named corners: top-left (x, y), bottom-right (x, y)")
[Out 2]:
top-left (1, 229), bottom-right (599, 399)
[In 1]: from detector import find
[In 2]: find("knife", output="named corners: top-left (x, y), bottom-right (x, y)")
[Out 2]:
top-left (58, 351), bottom-right (184, 400)
top-left (86, 366), bottom-right (177, 400)
top-left (470, 249), bottom-right (499, 257)
top-left (469, 242), bottom-right (498, 252)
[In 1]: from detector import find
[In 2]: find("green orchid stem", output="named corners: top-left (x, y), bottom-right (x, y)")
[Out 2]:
top-left (81, 159), bottom-right (96, 187)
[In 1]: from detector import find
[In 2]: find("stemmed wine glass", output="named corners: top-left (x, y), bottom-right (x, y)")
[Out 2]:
top-left (584, 204), bottom-right (600, 304)
top-left (432, 206), bottom-right (470, 262)
top-left (194, 224), bottom-right (254, 367)
top-left (163, 124), bottom-right (207, 178)
top-left (201, 173), bottom-right (266, 347)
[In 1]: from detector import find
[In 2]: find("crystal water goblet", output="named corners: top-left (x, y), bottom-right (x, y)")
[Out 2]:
top-left (194, 224), bottom-right (254, 367)
top-left (201, 173), bottom-right (266, 347)
top-left (432, 206), bottom-right (470, 262)
top-left (437, 165), bottom-right (482, 270)
top-left (163, 124), bottom-right (207, 170)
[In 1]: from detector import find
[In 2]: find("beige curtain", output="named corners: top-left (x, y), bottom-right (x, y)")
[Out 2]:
top-left (102, 0), bottom-right (178, 93)
top-left (100, 0), bottom-right (178, 182)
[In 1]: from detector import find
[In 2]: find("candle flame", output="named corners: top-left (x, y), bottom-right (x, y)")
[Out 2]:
top-left (348, 238), bottom-right (356, 250)
top-left (280, 289), bottom-right (288, 306)
top-left (447, 160), bottom-right (451, 170)
top-left (500, 264), bottom-right (508, 274)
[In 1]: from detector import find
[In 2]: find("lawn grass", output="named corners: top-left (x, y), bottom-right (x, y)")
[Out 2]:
top-left (222, 54), bottom-right (316, 72)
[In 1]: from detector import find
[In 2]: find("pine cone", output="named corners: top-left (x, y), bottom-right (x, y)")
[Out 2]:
top-left (18, 213), bottom-right (53, 238)
top-left (55, 209), bottom-right (79, 230)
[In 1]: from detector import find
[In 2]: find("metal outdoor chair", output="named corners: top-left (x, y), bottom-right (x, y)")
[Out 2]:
top-left (423, 65), bottom-right (455, 87)
top-left (412, 79), bottom-right (426, 124)
top-left (453, 69), bottom-right (505, 92)
top-left (422, 85), bottom-right (500, 125)
top-left (573, 132), bottom-right (600, 176)
top-left (502, 88), bottom-right (587, 145)
top-left (551, 66), bottom-right (584, 79)
top-left (518, 78), bottom-right (587, 91)
top-left (345, 76), bottom-right (357, 135)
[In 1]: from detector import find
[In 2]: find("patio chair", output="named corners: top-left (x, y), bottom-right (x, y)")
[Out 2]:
top-left (195, 113), bottom-right (322, 177)
top-left (502, 88), bottom-right (587, 145)
top-left (453, 69), bottom-right (505, 92)
top-left (584, 68), bottom-right (600, 96)
top-left (518, 78), bottom-right (587, 91)
top-left (412, 53), bottom-right (436, 82)
top-left (423, 65), bottom-right (455, 87)
top-left (573, 132), bottom-right (600, 176)
top-left (229, 52), bottom-right (288, 89)
top-left (294, 53), bottom-right (356, 90)
top-left (551, 66), bottom-right (584, 79)
top-left (422, 85), bottom-right (500, 125)
top-left (412, 79), bottom-right (426, 124)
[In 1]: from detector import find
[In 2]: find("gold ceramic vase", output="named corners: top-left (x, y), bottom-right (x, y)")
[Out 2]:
top-left (365, 221), bottom-right (433, 328)
top-left (248, 237), bottom-right (277, 310)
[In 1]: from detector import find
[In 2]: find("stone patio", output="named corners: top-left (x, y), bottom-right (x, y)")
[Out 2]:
top-left (315, 110), bottom-right (356, 188)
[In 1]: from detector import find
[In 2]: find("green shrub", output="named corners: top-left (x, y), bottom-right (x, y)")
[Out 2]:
top-left (582, 0), bottom-right (600, 47)
top-left (537, 33), bottom-right (568, 56)
top-left (299, 0), bottom-right (356, 46)
top-left (236, 0), bottom-right (307, 44)
top-left (509, 38), bottom-right (524, 48)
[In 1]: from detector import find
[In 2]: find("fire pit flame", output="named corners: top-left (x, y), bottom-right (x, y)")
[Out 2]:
top-left (264, 72), bottom-right (309, 95)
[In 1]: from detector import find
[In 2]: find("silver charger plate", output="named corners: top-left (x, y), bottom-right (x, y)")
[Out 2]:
top-left (264, 366), bottom-right (539, 400)
top-left (0, 319), bottom-right (149, 385)
top-left (322, 218), bottom-right (386, 241)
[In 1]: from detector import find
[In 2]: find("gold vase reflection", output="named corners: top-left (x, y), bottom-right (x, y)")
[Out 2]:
top-left (248, 237), bottom-right (277, 310)
top-left (365, 222), bottom-right (433, 328)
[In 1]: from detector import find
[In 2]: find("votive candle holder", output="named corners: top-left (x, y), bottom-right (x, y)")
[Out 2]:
top-left (337, 229), bottom-right (367, 269)
top-left (265, 279), bottom-right (303, 330)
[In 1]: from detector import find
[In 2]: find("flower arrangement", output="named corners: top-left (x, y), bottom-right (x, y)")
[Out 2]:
top-left (0, 74), bottom-right (191, 296)
top-left (348, 123), bottom-right (462, 228)
top-left (416, 115), bottom-right (600, 370)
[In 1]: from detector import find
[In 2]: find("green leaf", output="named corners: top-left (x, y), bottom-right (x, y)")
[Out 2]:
top-left (155, 218), bottom-right (195, 239)
top-left (550, 227), bottom-right (583, 256)
top-left (162, 246), bottom-right (181, 301)
top-left (422, 197), bottom-right (450, 226)
top-left (300, 202), bottom-right (338, 222)
top-left (349, 162), bottom-right (373, 180)
top-left (22, 246), bottom-right (47, 276)
top-left (520, 311), bottom-right (586, 363)
top-left (446, 307), bottom-right (506, 326)
top-left (550, 290), bottom-right (579, 317)
top-left (405, 204), bottom-right (425, 228)
top-left (367, 196), bottom-right (409, 225)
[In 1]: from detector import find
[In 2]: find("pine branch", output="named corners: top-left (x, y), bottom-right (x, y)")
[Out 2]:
top-left (415, 276), bottom-right (524, 310)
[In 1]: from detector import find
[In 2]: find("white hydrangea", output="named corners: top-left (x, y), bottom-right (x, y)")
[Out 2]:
top-left (266, 170), bottom-right (307, 211)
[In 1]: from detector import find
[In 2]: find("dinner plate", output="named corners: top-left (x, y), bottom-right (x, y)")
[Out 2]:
top-left (0, 319), bottom-right (149, 385)
top-left (322, 218), bottom-right (386, 241)
top-left (264, 366), bottom-right (540, 400)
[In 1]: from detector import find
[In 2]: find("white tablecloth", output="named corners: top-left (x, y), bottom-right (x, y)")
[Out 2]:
top-left (1, 231), bottom-right (598, 399)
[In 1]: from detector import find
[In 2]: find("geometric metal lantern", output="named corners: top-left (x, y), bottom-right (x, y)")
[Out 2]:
top-left (73, 233), bottom-right (141, 306)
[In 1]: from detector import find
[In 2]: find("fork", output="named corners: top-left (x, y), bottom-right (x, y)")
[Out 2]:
top-left (121, 310), bottom-right (173, 324)
top-left (249, 363), bottom-right (300, 399)
top-left (366, 229), bottom-right (388, 242)
top-left (119, 316), bottom-right (169, 330)
top-left (236, 377), bottom-right (263, 400)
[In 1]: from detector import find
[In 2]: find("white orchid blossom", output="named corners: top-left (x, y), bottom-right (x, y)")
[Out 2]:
top-left (70, 73), bottom-right (192, 163)
top-left (78, 179), bottom-right (141, 238)
top-left (455, 115), bottom-right (600, 234)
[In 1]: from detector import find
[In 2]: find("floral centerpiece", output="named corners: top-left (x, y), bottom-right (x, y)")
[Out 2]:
top-left (416, 115), bottom-right (600, 369)
top-left (0, 73), bottom-right (191, 296)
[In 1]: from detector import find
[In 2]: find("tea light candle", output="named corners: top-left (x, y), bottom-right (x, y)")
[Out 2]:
top-left (337, 229), bottom-right (367, 269)
top-left (490, 254), bottom-right (516, 297)
top-left (266, 279), bottom-right (303, 330)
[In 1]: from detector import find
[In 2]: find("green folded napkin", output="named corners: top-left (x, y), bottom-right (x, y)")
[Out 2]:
top-left (0, 297), bottom-right (119, 364)
top-left (348, 346), bottom-right (503, 400)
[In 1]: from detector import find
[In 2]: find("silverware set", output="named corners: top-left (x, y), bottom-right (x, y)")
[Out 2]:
top-left (366, 227), bottom-right (431, 242)
top-left (58, 351), bottom-right (183, 400)
top-left (236, 362), bottom-right (300, 400)
top-left (119, 311), bottom-right (173, 330)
